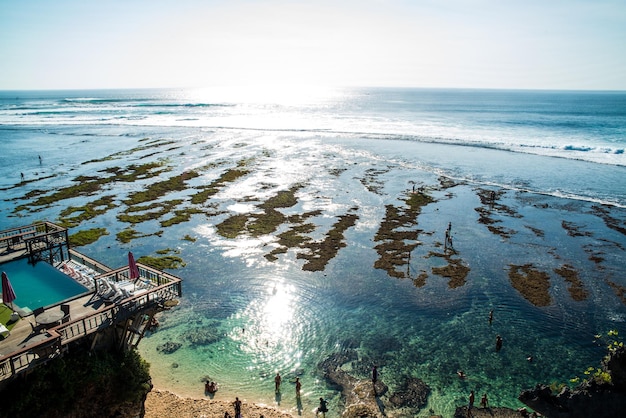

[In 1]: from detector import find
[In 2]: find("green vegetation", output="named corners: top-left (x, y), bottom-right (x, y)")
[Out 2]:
top-left (190, 167), bottom-right (250, 205)
top-left (155, 248), bottom-right (179, 255)
top-left (0, 349), bottom-right (151, 417)
top-left (568, 329), bottom-right (623, 387)
top-left (406, 190), bottom-right (434, 210)
top-left (58, 195), bottom-right (117, 228)
top-left (116, 228), bottom-right (142, 244)
top-left (69, 228), bottom-right (109, 247)
top-left (216, 214), bottom-right (249, 238)
top-left (14, 161), bottom-right (169, 214)
top-left (118, 200), bottom-right (183, 224)
top-left (260, 184), bottom-right (302, 210)
top-left (277, 223), bottom-right (316, 248)
top-left (182, 234), bottom-right (197, 242)
top-left (116, 228), bottom-right (164, 243)
top-left (215, 185), bottom-right (302, 239)
top-left (247, 208), bottom-right (286, 236)
top-left (138, 254), bottom-right (185, 270)
top-left (123, 171), bottom-right (199, 206)
top-left (82, 139), bottom-right (174, 164)
top-left (0, 304), bottom-right (18, 333)
top-left (297, 212), bottom-right (359, 271)
top-left (373, 191), bottom-right (435, 279)
top-left (160, 208), bottom-right (204, 227)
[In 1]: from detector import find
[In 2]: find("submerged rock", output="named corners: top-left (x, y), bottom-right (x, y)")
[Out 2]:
top-left (319, 351), bottom-right (430, 417)
top-left (181, 326), bottom-right (222, 346)
top-left (388, 377), bottom-right (429, 408)
top-left (319, 350), bottom-right (383, 417)
top-left (156, 341), bottom-right (182, 354)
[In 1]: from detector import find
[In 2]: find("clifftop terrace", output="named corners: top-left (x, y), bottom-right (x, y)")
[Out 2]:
top-left (0, 222), bottom-right (182, 384)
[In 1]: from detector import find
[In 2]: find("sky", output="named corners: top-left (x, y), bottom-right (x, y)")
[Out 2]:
top-left (0, 0), bottom-right (625, 91)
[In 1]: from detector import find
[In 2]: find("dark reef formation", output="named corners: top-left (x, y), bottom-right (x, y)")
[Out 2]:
top-left (318, 349), bottom-right (430, 417)
top-left (519, 346), bottom-right (626, 418)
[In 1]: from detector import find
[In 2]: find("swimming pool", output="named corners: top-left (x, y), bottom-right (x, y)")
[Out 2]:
top-left (1, 257), bottom-right (89, 312)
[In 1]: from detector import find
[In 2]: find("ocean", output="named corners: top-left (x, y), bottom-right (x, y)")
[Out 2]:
top-left (1, 87), bottom-right (625, 417)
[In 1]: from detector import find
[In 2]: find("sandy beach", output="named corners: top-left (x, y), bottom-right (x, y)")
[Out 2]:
top-left (145, 388), bottom-right (295, 418)
top-left (144, 388), bottom-right (531, 418)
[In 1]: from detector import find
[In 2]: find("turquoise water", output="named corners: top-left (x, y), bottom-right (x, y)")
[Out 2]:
top-left (1, 258), bottom-right (88, 311)
top-left (129, 175), bottom-right (617, 417)
top-left (0, 88), bottom-right (625, 417)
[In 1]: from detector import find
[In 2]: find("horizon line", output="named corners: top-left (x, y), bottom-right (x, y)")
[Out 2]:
top-left (1, 85), bottom-right (625, 94)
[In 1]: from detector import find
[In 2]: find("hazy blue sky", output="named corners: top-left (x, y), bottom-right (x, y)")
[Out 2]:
top-left (1, 0), bottom-right (625, 91)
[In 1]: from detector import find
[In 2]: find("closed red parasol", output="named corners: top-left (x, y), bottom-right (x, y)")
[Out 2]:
top-left (128, 252), bottom-right (140, 280)
top-left (2, 271), bottom-right (17, 309)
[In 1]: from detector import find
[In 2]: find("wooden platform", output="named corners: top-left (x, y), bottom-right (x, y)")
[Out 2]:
top-left (0, 293), bottom-right (104, 357)
top-left (0, 221), bottom-right (183, 384)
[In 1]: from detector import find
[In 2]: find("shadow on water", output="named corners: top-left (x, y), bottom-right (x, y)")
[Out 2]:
top-left (296, 395), bottom-right (303, 415)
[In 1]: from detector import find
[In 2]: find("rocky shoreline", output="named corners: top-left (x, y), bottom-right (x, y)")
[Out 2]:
top-left (518, 346), bottom-right (626, 418)
top-left (144, 344), bottom-right (626, 418)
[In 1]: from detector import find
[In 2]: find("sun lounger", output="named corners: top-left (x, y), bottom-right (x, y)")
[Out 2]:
top-left (96, 279), bottom-right (117, 299)
top-left (104, 282), bottom-right (126, 303)
top-left (0, 324), bottom-right (10, 338)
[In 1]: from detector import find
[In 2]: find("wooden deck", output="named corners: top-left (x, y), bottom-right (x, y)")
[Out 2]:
top-left (0, 222), bottom-right (182, 384)
top-left (0, 266), bottom-right (181, 382)
top-left (0, 293), bottom-right (104, 357)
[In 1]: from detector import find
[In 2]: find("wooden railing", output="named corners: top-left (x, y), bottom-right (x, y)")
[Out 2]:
top-left (0, 271), bottom-right (182, 382)
top-left (0, 331), bottom-right (63, 380)
top-left (0, 222), bottom-right (58, 253)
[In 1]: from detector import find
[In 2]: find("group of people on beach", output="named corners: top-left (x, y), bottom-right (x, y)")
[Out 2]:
top-left (216, 372), bottom-right (327, 418)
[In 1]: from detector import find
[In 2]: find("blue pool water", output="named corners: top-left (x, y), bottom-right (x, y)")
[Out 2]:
top-left (1, 258), bottom-right (88, 311)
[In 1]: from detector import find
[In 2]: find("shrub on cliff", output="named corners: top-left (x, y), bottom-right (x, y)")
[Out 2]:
top-left (0, 349), bottom-right (151, 418)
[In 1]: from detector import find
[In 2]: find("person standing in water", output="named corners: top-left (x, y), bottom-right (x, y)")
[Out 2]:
top-left (317, 397), bottom-right (328, 417)
top-left (481, 393), bottom-right (489, 409)
top-left (274, 372), bottom-right (282, 393)
top-left (295, 377), bottom-right (301, 397)
top-left (496, 335), bottom-right (503, 352)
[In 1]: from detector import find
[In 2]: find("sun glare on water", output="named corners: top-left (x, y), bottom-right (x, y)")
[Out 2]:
top-left (233, 280), bottom-right (303, 371)
top-left (181, 84), bottom-right (346, 106)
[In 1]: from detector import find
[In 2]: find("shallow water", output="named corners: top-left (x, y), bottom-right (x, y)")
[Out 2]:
top-left (1, 88), bottom-right (625, 417)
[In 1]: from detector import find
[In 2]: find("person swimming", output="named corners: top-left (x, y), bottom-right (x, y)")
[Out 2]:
top-left (205, 381), bottom-right (218, 394)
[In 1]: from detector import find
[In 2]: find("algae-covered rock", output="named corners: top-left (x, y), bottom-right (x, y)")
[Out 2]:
top-left (156, 341), bottom-right (182, 354)
top-left (388, 377), bottom-right (430, 408)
